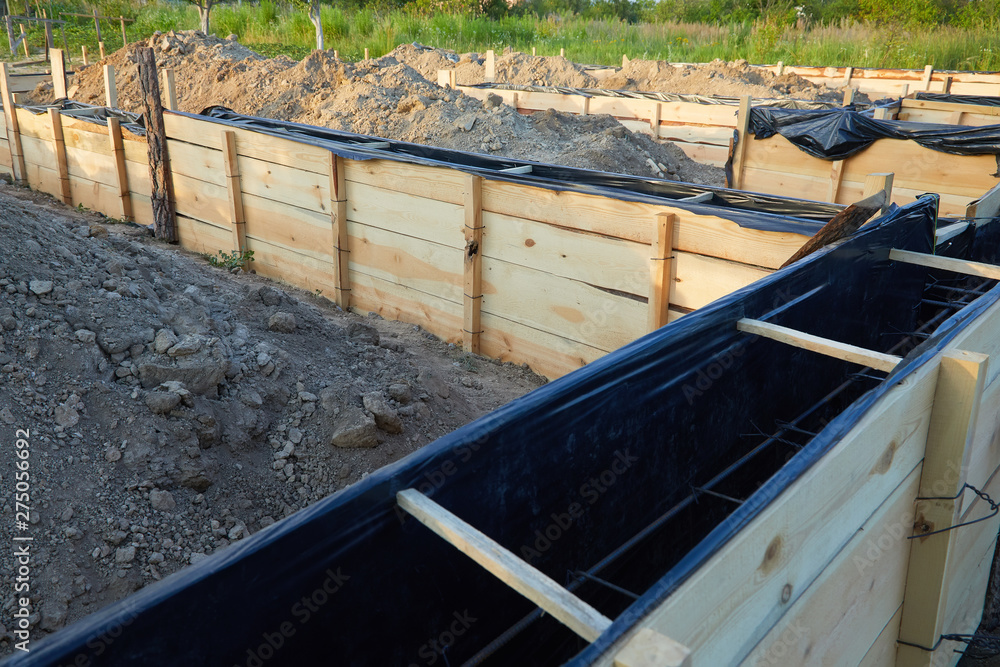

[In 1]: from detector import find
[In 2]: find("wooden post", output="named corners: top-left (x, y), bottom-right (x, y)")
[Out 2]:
top-left (333, 49), bottom-right (338, 59)
top-left (729, 96), bottom-right (751, 189)
top-left (650, 101), bottom-right (661, 137)
top-left (19, 24), bottom-right (28, 57)
top-left (119, 16), bottom-right (127, 46)
top-left (92, 9), bottom-right (101, 43)
top-left (842, 87), bottom-right (855, 106)
top-left (48, 108), bottom-right (71, 204)
top-left (0, 63), bottom-right (26, 184)
top-left (559, 47), bottom-right (565, 57)
top-left (614, 629), bottom-right (692, 667)
top-left (897, 350), bottom-right (989, 667)
top-left (942, 74), bottom-right (953, 94)
top-left (136, 47), bottom-right (176, 242)
top-left (107, 118), bottom-right (132, 220)
top-left (531, 46), bottom-right (535, 56)
top-left (828, 160), bottom-right (846, 203)
top-left (776, 60), bottom-right (784, 76)
top-left (842, 66), bottom-right (853, 87)
top-left (329, 153), bottom-right (350, 309)
top-left (437, 69), bottom-right (456, 89)
top-left (222, 130), bottom-right (247, 255)
top-left (43, 18), bottom-right (52, 57)
top-left (901, 83), bottom-right (910, 98)
top-left (99, 41), bottom-right (106, 59)
top-left (363, 47), bottom-right (369, 59)
top-left (622, 53), bottom-right (629, 68)
top-left (103, 64), bottom-right (116, 107)
top-left (161, 69), bottom-right (176, 110)
top-left (81, 45), bottom-right (88, 66)
top-left (922, 65), bottom-right (934, 91)
top-left (873, 106), bottom-right (891, 120)
top-left (863, 172), bottom-right (894, 214)
top-left (484, 49), bottom-right (495, 83)
top-left (648, 213), bottom-right (676, 331)
top-left (581, 96), bottom-right (589, 116)
top-left (50, 47), bottom-right (66, 99)
top-left (4, 16), bottom-right (12, 53)
top-left (463, 174), bottom-right (484, 353)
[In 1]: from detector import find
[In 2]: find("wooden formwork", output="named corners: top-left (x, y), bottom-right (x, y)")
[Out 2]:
top-left (895, 96), bottom-right (1000, 126)
top-left (758, 64), bottom-right (1000, 98)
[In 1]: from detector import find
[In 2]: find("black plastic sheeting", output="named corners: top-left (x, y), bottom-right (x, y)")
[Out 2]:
top-left (916, 91), bottom-right (1000, 108)
top-left (463, 82), bottom-right (856, 110)
top-left (194, 106), bottom-right (843, 225)
top-left (11, 196), bottom-right (995, 667)
top-left (18, 100), bottom-right (145, 136)
top-left (749, 106), bottom-right (1000, 160)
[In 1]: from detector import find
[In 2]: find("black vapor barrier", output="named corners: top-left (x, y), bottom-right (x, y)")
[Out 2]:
top-left (749, 106), bottom-right (1000, 160)
top-left (463, 82), bottom-right (860, 111)
top-left (11, 196), bottom-right (997, 667)
top-left (915, 92), bottom-right (1000, 108)
top-left (16, 100), bottom-right (146, 136)
top-left (194, 106), bottom-right (843, 225)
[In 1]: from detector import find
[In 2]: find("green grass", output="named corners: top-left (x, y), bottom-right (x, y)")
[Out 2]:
top-left (4, 1), bottom-right (1000, 71)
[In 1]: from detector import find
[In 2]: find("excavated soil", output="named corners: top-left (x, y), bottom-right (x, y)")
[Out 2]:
top-left (37, 32), bottom-right (721, 184)
top-left (0, 181), bottom-right (544, 652)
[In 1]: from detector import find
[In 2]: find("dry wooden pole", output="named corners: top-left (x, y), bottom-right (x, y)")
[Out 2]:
top-left (842, 66), bottom-right (853, 87)
top-left (779, 189), bottom-right (888, 268)
top-left (828, 160), bottom-right (846, 202)
top-left (19, 24), bottom-right (28, 57)
top-left (50, 47), bottom-right (66, 99)
top-left (81, 44), bottom-right (88, 66)
top-left (648, 213), bottom-right (676, 331)
top-left (363, 47), bottom-right (369, 59)
top-left (119, 16), bottom-right (127, 45)
top-left (862, 172), bottom-right (894, 214)
top-left (161, 68), bottom-right (176, 111)
top-left (531, 46), bottom-right (535, 56)
top-left (897, 350), bottom-right (988, 667)
top-left (0, 62), bottom-right (26, 184)
top-left (92, 9), bottom-right (101, 43)
top-left (328, 153), bottom-right (350, 309)
top-left (47, 108), bottom-right (71, 204)
top-left (559, 47), bottom-right (565, 57)
top-left (614, 629), bottom-right (692, 667)
top-left (107, 118), bottom-right (132, 220)
top-left (942, 74), bottom-right (953, 94)
top-left (103, 63), bottom-right (116, 107)
top-left (463, 174), bottom-right (484, 353)
top-left (4, 16), bottom-right (13, 53)
top-left (221, 130), bottom-right (247, 255)
top-left (922, 65), bottom-right (934, 91)
top-left (484, 49), bottom-right (495, 83)
top-left (842, 87), bottom-right (856, 106)
top-left (135, 47), bottom-right (175, 242)
top-left (98, 41), bottom-right (105, 59)
top-left (649, 100), bottom-right (661, 136)
top-left (728, 96), bottom-right (751, 189)
top-left (775, 61), bottom-right (784, 76)
top-left (737, 318), bottom-right (902, 372)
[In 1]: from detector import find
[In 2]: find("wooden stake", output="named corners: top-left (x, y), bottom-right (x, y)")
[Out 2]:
top-left (0, 62), bottom-right (26, 184)
top-left (862, 172), bottom-right (894, 214)
top-left (107, 118), bottom-right (132, 221)
top-left (897, 350), bottom-right (988, 667)
top-left (614, 628), bottom-right (692, 667)
top-left (98, 40), bottom-right (105, 59)
top-left (484, 49), bottom-right (495, 83)
top-left (780, 189), bottom-right (888, 268)
top-left (81, 44), bottom-right (88, 66)
top-left (119, 15), bottom-right (127, 46)
top-left (737, 318), bottom-right (902, 372)
top-left (901, 83), bottom-right (910, 98)
top-left (103, 63), bottom-right (116, 107)
top-left (4, 16), bottom-right (12, 53)
top-left (648, 213), bottom-right (676, 331)
top-left (531, 46), bottom-right (535, 56)
top-left (828, 160), bottom-right (845, 202)
top-left (622, 53), bottom-right (629, 68)
top-left (650, 100), bottom-right (660, 136)
top-left (922, 65), bottom-right (934, 91)
top-left (161, 68), bottom-right (177, 111)
top-left (50, 47), bottom-right (66, 99)
top-left (942, 74), bottom-right (953, 94)
top-left (135, 47), bottom-right (175, 242)
top-left (48, 108), bottom-right (71, 204)
top-left (729, 96), bottom-right (751, 189)
top-left (873, 106), bottom-right (892, 120)
top-left (842, 66), bottom-right (853, 87)
top-left (560, 47), bottom-right (565, 57)
top-left (222, 130), bottom-right (246, 255)
top-left (581, 95), bottom-right (589, 116)
top-left (397, 488), bottom-right (613, 643)
top-left (329, 153), bottom-right (350, 309)
top-left (776, 61), bottom-right (784, 76)
top-left (363, 47), bottom-right (369, 59)
top-left (92, 9), bottom-right (101, 43)
top-left (463, 174), bottom-right (484, 353)
top-left (842, 87), bottom-right (855, 106)
top-left (19, 24), bottom-right (28, 57)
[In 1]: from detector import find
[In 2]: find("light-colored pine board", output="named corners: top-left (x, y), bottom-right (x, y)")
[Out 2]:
top-left (349, 270), bottom-right (463, 345)
top-left (464, 174), bottom-right (484, 354)
top-left (346, 180), bottom-right (465, 250)
top-left (63, 144), bottom-right (118, 186)
top-left (171, 171), bottom-right (230, 227)
top-left (898, 351), bottom-right (988, 664)
top-left (241, 192), bottom-right (334, 263)
top-left (649, 213), bottom-right (676, 331)
top-left (677, 143), bottom-right (729, 167)
top-left (123, 160), bottom-right (153, 197)
top-left (674, 254), bottom-right (771, 311)
top-left (243, 236), bottom-right (337, 297)
top-left (69, 177), bottom-right (127, 218)
top-left (343, 157), bottom-right (467, 205)
top-left (329, 153), bottom-right (350, 309)
top-left (13, 107), bottom-right (53, 142)
top-left (176, 213), bottom-right (233, 256)
top-left (613, 628), bottom-right (691, 667)
top-left (164, 139), bottom-right (225, 186)
top-left (396, 488), bottom-right (613, 643)
top-left (859, 606), bottom-right (903, 667)
top-left (236, 152), bottom-right (330, 214)
top-left (18, 134), bottom-right (57, 174)
top-left (731, 96), bottom-right (751, 189)
top-left (890, 248), bottom-right (1000, 281)
top-left (737, 318), bottom-right (902, 372)
top-left (741, 466), bottom-right (921, 666)
top-left (222, 130), bottom-right (247, 254)
top-left (107, 118), bottom-right (132, 220)
top-left (22, 162), bottom-right (63, 200)
top-left (130, 192), bottom-right (154, 227)
top-left (968, 182), bottom-right (1000, 221)
top-left (482, 255), bottom-right (647, 353)
top-left (591, 360), bottom-right (939, 667)
top-left (479, 310), bottom-right (607, 380)
top-left (349, 222), bottom-right (464, 305)
top-left (842, 139), bottom-right (997, 197)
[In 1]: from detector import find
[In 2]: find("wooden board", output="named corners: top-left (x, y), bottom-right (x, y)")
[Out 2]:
top-left (480, 310), bottom-right (607, 379)
top-left (349, 270), bottom-right (464, 345)
top-left (171, 171), bottom-right (230, 227)
top-left (19, 133), bottom-right (57, 173)
top-left (13, 107), bottom-right (53, 142)
top-left (346, 180), bottom-right (464, 250)
top-left (242, 192), bottom-right (334, 264)
top-left (344, 157), bottom-right (467, 206)
top-left (859, 607), bottom-right (903, 667)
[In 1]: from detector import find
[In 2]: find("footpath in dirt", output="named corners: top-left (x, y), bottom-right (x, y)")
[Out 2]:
top-left (0, 182), bottom-right (544, 653)
top-left (32, 32), bottom-right (723, 184)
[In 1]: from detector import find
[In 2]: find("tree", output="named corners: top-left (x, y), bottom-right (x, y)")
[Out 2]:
top-left (186, 0), bottom-right (219, 35)
top-left (291, 0), bottom-right (324, 50)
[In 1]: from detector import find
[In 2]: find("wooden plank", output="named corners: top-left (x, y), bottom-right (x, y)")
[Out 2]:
top-left (241, 236), bottom-right (337, 298)
top-left (330, 153), bottom-right (350, 309)
top-left (107, 118), bottom-right (132, 221)
top-left (591, 355), bottom-right (939, 667)
top-left (841, 139), bottom-right (996, 198)
top-left (730, 96), bottom-right (751, 189)
top-left (235, 153), bottom-right (329, 213)
top-left (1, 63), bottom-right (26, 184)
top-left (396, 488), bottom-right (613, 643)
top-left (898, 350), bottom-right (989, 667)
top-left (50, 47), bottom-right (66, 99)
top-left (19, 134), bottom-right (57, 173)
top-left (863, 172), bottom-right (895, 214)
top-left (922, 65), bottom-right (934, 91)
top-left (967, 182), bottom-right (1000, 222)
top-left (828, 159), bottom-right (846, 202)
top-left (613, 629), bottom-right (690, 667)
top-left (347, 180), bottom-right (464, 250)
top-left (464, 174), bottom-right (484, 353)
top-left (21, 161), bottom-right (62, 200)
top-left (176, 213), bottom-right (232, 256)
top-left (344, 156), bottom-right (467, 205)
top-left (859, 607), bottom-right (903, 667)
top-left (241, 192), bottom-right (333, 263)
top-left (222, 130), bottom-right (246, 253)
top-left (104, 64), bottom-right (116, 108)
top-left (480, 311), bottom-right (608, 380)
top-left (648, 213), bottom-right (675, 331)
top-left (171, 171), bottom-right (230, 227)
top-left (649, 100), bottom-right (661, 134)
top-left (350, 270), bottom-right (462, 345)
top-left (161, 68), bottom-right (176, 111)
top-left (47, 109), bottom-right (71, 204)
top-left (69, 177), bottom-right (125, 217)
top-left (901, 98), bottom-right (1000, 119)
top-left (14, 107), bottom-right (54, 142)
top-left (737, 318), bottom-right (902, 372)
top-left (741, 466), bottom-right (921, 666)
top-left (890, 248), bottom-right (1000, 281)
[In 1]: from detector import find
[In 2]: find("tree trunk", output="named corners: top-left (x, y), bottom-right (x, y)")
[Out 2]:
top-left (198, 3), bottom-right (210, 35)
top-left (309, 0), bottom-right (323, 51)
top-left (135, 47), bottom-right (177, 243)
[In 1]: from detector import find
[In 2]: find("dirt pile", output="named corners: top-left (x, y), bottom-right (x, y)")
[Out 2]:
top-left (47, 32), bottom-right (721, 184)
top-left (0, 182), bottom-right (543, 653)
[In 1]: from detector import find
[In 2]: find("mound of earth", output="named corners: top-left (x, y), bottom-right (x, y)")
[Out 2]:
top-left (0, 182), bottom-right (544, 653)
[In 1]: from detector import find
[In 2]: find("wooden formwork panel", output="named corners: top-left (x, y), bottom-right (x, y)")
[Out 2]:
top-left (349, 270), bottom-right (464, 345)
